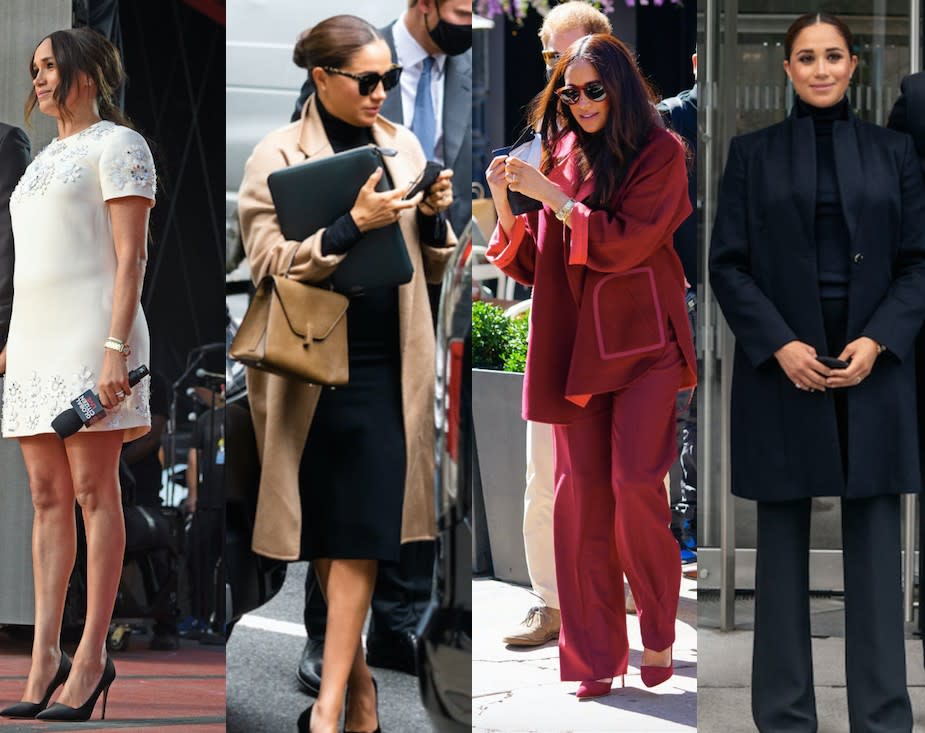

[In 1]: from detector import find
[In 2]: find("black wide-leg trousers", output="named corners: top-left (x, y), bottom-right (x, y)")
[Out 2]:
top-left (752, 496), bottom-right (912, 733)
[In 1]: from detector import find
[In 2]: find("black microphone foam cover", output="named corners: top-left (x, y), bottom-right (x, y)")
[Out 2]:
top-left (51, 408), bottom-right (85, 439)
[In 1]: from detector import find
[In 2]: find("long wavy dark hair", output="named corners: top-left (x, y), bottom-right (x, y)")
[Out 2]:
top-left (528, 33), bottom-right (659, 211)
top-left (26, 27), bottom-right (132, 128)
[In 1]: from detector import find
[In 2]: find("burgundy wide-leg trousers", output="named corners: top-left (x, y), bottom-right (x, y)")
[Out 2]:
top-left (551, 341), bottom-right (683, 681)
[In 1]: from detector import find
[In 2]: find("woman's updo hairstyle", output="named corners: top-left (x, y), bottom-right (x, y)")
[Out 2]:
top-left (783, 12), bottom-right (855, 60)
top-left (293, 15), bottom-right (383, 70)
top-left (26, 27), bottom-right (132, 128)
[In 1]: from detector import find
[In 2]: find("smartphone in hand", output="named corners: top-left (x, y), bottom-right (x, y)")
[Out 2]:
top-left (816, 355), bottom-right (850, 370)
top-left (403, 161), bottom-right (443, 200)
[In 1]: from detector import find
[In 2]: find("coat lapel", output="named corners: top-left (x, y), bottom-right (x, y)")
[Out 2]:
top-left (297, 96), bottom-right (334, 160)
top-left (788, 111), bottom-right (817, 246)
top-left (380, 22), bottom-right (404, 124)
top-left (832, 115), bottom-right (863, 247)
top-left (442, 51), bottom-right (471, 167)
top-left (371, 115), bottom-right (413, 191)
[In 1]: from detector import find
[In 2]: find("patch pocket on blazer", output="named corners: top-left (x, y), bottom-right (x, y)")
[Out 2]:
top-left (592, 267), bottom-right (666, 360)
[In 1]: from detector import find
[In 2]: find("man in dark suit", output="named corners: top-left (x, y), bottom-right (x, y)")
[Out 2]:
top-left (0, 123), bottom-right (30, 370)
top-left (888, 72), bottom-right (924, 176)
top-left (657, 53), bottom-right (698, 565)
top-left (887, 71), bottom-right (925, 655)
top-left (292, 1), bottom-right (472, 694)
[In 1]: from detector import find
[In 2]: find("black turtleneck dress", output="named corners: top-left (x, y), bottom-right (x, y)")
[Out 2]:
top-left (795, 96), bottom-right (852, 477)
top-left (296, 100), bottom-right (443, 563)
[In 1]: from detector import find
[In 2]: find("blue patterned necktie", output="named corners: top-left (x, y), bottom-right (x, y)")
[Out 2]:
top-left (411, 56), bottom-right (436, 159)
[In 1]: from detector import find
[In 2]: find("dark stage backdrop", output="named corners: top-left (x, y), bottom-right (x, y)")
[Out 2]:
top-left (119, 0), bottom-right (225, 402)
top-left (635, 1), bottom-right (697, 101)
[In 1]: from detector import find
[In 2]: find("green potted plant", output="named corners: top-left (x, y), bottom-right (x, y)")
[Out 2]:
top-left (472, 300), bottom-right (529, 371)
top-left (472, 300), bottom-right (532, 585)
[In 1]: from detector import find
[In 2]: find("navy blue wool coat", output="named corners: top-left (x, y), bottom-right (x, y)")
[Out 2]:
top-left (709, 105), bottom-right (925, 501)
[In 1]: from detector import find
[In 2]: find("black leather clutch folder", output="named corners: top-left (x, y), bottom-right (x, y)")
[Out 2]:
top-left (267, 145), bottom-right (413, 294)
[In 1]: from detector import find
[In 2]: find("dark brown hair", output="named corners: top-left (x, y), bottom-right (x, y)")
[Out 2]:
top-left (529, 33), bottom-right (658, 212)
top-left (26, 28), bottom-right (131, 127)
top-left (293, 15), bottom-right (383, 70)
top-left (784, 13), bottom-right (855, 60)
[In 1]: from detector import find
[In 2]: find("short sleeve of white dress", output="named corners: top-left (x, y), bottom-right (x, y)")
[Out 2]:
top-left (3, 121), bottom-right (154, 442)
top-left (99, 126), bottom-right (156, 203)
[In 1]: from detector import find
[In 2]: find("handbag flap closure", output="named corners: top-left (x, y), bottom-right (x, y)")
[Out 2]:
top-left (265, 275), bottom-right (349, 341)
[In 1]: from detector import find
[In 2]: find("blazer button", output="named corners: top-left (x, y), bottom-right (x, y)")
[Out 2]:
top-left (853, 253), bottom-right (864, 264)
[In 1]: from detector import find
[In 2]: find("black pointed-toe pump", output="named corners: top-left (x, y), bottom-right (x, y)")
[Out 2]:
top-left (0, 652), bottom-right (72, 719)
top-left (35, 655), bottom-right (115, 722)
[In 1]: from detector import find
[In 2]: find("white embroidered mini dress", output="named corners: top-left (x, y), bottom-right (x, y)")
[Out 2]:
top-left (3, 120), bottom-right (155, 441)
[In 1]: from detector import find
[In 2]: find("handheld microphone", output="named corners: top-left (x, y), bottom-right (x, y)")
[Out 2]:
top-left (51, 365), bottom-right (150, 439)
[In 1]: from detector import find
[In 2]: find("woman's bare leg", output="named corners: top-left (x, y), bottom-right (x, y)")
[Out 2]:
top-left (18, 435), bottom-right (76, 703)
top-left (54, 430), bottom-right (125, 708)
top-left (310, 558), bottom-right (378, 733)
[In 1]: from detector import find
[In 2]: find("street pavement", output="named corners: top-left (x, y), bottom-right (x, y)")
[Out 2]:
top-left (226, 562), bottom-right (436, 733)
top-left (699, 595), bottom-right (925, 732)
top-left (473, 568), bottom-right (698, 732)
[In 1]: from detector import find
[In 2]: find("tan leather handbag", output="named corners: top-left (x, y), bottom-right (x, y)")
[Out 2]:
top-left (230, 274), bottom-right (349, 386)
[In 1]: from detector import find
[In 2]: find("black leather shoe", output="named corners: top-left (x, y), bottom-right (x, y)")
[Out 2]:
top-left (297, 638), bottom-right (324, 695)
top-left (365, 630), bottom-right (417, 676)
top-left (1, 653), bottom-right (71, 719)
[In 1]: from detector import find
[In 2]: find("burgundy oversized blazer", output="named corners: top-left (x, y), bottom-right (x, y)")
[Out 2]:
top-left (487, 128), bottom-right (696, 425)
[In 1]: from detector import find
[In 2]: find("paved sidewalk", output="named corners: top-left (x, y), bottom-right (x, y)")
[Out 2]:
top-left (473, 569), bottom-right (697, 732)
top-left (699, 596), bottom-right (925, 732)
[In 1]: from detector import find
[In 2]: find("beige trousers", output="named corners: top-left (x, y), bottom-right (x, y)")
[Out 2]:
top-left (523, 420), bottom-right (558, 609)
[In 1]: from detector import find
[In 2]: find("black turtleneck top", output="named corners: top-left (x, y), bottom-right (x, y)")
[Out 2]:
top-left (795, 96), bottom-right (851, 299)
top-left (316, 96), bottom-right (446, 256)
top-left (317, 97), bottom-right (375, 256)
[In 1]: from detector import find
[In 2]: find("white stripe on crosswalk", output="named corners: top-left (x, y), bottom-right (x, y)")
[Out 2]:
top-left (237, 614), bottom-right (307, 637)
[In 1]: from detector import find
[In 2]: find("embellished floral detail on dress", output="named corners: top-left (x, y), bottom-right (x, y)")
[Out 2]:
top-left (60, 162), bottom-right (83, 184)
top-left (45, 139), bottom-right (68, 158)
top-left (81, 121), bottom-right (115, 141)
top-left (2, 363), bottom-right (150, 437)
top-left (10, 125), bottom-right (109, 202)
top-left (11, 158), bottom-right (55, 202)
top-left (106, 144), bottom-right (156, 195)
top-left (2, 379), bottom-right (22, 433)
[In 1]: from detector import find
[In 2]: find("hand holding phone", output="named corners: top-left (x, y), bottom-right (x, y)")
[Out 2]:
top-left (816, 355), bottom-right (850, 370)
top-left (404, 161), bottom-right (444, 200)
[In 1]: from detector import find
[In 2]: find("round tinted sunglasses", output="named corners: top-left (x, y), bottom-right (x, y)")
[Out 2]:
top-left (322, 65), bottom-right (403, 96)
top-left (556, 81), bottom-right (607, 105)
top-left (541, 49), bottom-right (561, 67)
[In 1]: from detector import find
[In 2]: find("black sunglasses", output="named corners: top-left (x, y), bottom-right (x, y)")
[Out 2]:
top-left (322, 65), bottom-right (402, 96)
top-left (556, 81), bottom-right (607, 105)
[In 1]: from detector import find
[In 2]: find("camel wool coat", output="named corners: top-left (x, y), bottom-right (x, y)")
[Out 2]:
top-left (237, 94), bottom-right (455, 560)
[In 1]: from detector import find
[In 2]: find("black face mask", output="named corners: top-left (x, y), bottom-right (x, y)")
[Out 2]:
top-left (425, 4), bottom-right (472, 56)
